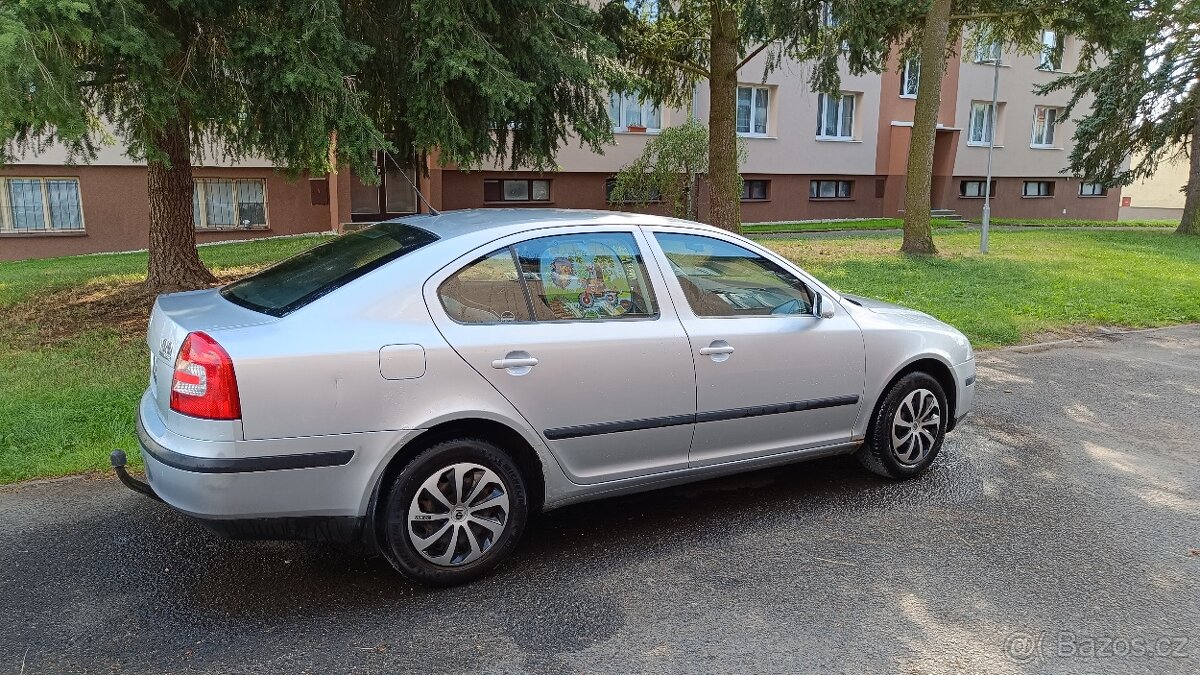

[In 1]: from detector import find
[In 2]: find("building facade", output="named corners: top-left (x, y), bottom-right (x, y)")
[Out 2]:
top-left (0, 33), bottom-right (1118, 262)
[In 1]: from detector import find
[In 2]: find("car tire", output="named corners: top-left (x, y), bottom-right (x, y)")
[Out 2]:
top-left (381, 437), bottom-right (528, 586)
top-left (856, 372), bottom-right (948, 480)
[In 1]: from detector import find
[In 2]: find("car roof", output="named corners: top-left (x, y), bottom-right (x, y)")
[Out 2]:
top-left (394, 208), bottom-right (721, 241)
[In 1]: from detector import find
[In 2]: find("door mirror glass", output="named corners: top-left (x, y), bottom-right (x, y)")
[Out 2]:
top-left (653, 232), bottom-right (815, 317)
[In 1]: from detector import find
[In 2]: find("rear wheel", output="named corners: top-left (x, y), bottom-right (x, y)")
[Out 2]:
top-left (856, 372), bottom-right (948, 479)
top-left (381, 438), bottom-right (528, 586)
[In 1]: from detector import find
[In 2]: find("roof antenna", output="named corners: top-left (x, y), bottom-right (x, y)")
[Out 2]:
top-left (384, 150), bottom-right (440, 216)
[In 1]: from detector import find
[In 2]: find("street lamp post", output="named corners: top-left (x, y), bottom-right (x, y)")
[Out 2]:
top-left (981, 48), bottom-right (1001, 253)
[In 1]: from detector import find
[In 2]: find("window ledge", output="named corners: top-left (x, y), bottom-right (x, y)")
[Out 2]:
top-left (196, 226), bottom-right (270, 233)
top-left (1077, 195), bottom-right (1109, 199)
top-left (0, 230), bottom-right (87, 238)
top-left (966, 142), bottom-right (1005, 148)
top-left (483, 201), bottom-right (554, 206)
top-left (737, 134), bottom-right (777, 139)
top-left (957, 196), bottom-right (993, 200)
top-left (899, 94), bottom-right (918, 100)
top-left (614, 129), bottom-right (663, 136)
top-left (973, 61), bottom-right (1012, 68)
top-left (1021, 195), bottom-right (1055, 199)
top-left (809, 197), bottom-right (855, 202)
top-left (1030, 145), bottom-right (1063, 150)
top-left (741, 198), bottom-right (771, 203)
top-left (815, 137), bottom-right (861, 143)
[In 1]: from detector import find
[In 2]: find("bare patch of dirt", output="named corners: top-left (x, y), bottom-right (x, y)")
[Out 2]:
top-left (0, 266), bottom-right (264, 348)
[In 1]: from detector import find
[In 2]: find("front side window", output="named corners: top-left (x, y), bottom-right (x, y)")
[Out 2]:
top-left (1039, 30), bottom-right (1061, 70)
top-left (654, 233), bottom-right (814, 318)
top-left (484, 179), bottom-right (551, 203)
top-left (1031, 106), bottom-right (1060, 147)
top-left (816, 93), bottom-right (855, 139)
top-left (900, 59), bottom-right (921, 97)
top-left (513, 232), bottom-right (658, 321)
top-left (810, 179), bottom-right (853, 199)
top-left (221, 222), bottom-right (439, 316)
top-left (736, 86), bottom-right (770, 135)
top-left (439, 250), bottom-right (532, 324)
top-left (1079, 182), bottom-right (1107, 197)
top-left (193, 178), bottom-right (267, 229)
top-left (969, 101), bottom-right (997, 144)
top-left (0, 177), bottom-right (84, 232)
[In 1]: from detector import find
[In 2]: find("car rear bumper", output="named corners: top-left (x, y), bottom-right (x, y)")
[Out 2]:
top-left (131, 390), bottom-right (418, 538)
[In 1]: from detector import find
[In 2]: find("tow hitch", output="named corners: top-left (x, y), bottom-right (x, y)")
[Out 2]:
top-left (110, 449), bottom-right (162, 502)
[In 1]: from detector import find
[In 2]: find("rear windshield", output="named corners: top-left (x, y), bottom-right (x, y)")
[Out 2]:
top-left (221, 222), bottom-right (439, 316)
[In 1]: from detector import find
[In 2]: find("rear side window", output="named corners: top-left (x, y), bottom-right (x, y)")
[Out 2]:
top-left (438, 232), bottom-right (658, 324)
top-left (221, 222), bottom-right (438, 316)
top-left (439, 250), bottom-right (532, 323)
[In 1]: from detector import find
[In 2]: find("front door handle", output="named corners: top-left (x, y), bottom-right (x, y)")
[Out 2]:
top-left (699, 340), bottom-right (735, 362)
top-left (492, 351), bottom-right (538, 375)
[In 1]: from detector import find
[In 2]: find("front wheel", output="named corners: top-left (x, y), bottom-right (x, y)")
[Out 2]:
top-left (381, 438), bottom-right (528, 586)
top-left (856, 372), bottom-right (948, 480)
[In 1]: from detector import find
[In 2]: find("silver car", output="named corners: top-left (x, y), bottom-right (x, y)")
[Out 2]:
top-left (115, 209), bottom-right (975, 586)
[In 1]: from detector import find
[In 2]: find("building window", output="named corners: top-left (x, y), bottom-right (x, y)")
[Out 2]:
top-left (810, 180), bottom-right (853, 199)
top-left (900, 59), bottom-right (920, 98)
top-left (974, 39), bottom-right (1002, 64)
top-left (1039, 30), bottom-right (1062, 71)
top-left (0, 177), bottom-right (85, 233)
top-left (736, 86), bottom-right (770, 136)
top-left (1079, 182), bottom-right (1108, 197)
top-left (1031, 106), bottom-right (1061, 147)
top-left (742, 180), bottom-right (770, 201)
top-left (604, 178), bottom-right (662, 203)
top-left (1022, 180), bottom-right (1055, 197)
top-left (968, 101), bottom-right (998, 145)
top-left (819, 2), bottom-right (839, 27)
top-left (816, 93), bottom-right (855, 139)
top-left (193, 179), bottom-right (268, 230)
top-left (484, 179), bottom-right (551, 203)
top-left (609, 92), bottom-right (661, 131)
top-left (959, 180), bottom-right (996, 198)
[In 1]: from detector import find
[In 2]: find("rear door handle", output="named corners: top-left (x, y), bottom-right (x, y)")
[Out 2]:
top-left (492, 357), bottom-right (539, 369)
top-left (492, 351), bottom-right (539, 375)
top-left (699, 340), bottom-right (735, 362)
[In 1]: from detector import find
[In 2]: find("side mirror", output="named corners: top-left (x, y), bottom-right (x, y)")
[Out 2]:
top-left (814, 293), bottom-right (835, 319)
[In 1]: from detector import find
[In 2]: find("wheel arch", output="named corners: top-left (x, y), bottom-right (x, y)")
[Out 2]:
top-left (873, 355), bottom-right (959, 433)
top-left (363, 417), bottom-right (547, 554)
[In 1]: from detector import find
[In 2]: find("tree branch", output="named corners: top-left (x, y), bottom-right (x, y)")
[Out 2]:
top-left (736, 42), bottom-right (772, 71)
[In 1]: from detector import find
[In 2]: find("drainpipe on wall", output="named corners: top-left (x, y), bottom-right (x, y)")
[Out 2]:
top-left (981, 53), bottom-right (1001, 253)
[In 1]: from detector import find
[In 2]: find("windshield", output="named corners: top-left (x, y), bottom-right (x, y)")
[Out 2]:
top-left (220, 222), bottom-right (439, 316)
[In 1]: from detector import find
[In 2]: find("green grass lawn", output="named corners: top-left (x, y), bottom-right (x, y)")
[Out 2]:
top-left (2, 228), bottom-right (1198, 484)
top-left (743, 218), bottom-right (966, 234)
top-left (989, 217), bottom-right (1177, 228)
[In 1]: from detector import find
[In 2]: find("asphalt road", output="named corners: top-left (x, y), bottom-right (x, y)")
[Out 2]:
top-left (2, 326), bottom-right (1198, 675)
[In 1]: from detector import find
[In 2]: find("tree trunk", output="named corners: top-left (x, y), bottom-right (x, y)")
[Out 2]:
top-left (707, 0), bottom-right (740, 232)
top-left (1177, 103), bottom-right (1200, 235)
top-left (146, 117), bottom-right (217, 292)
top-left (900, 0), bottom-right (953, 255)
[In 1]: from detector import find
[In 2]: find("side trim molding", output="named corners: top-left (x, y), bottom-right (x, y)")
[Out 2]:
top-left (544, 395), bottom-right (860, 441)
top-left (137, 423), bottom-right (354, 474)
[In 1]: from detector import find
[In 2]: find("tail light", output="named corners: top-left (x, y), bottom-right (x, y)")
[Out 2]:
top-left (169, 332), bottom-right (242, 420)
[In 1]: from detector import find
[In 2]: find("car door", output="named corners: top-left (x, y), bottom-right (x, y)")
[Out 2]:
top-left (645, 228), bottom-right (866, 467)
top-left (426, 226), bottom-right (697, 484)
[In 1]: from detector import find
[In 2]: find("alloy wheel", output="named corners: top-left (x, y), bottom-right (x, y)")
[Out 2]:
top-left (891, 388), bottom-right (941, 466)
top-left (407, 462), bottom-right (510, 567)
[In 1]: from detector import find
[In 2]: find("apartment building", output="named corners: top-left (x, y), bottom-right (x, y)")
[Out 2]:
top-left (0, 32), bottom-right (1117, 262)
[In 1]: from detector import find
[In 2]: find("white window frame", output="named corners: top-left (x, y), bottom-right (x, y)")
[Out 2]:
top-left (193, 178), bottom-right (269, 230)
top-left (973, 39), bottom-right (1002, 64)
top-left (1039, 30), bottom-right (1062, 71)
top-left (736, 85), bottom-right (771, 137)
top-left (1030, 106), bottom-right (1061, 148)
top-left (816, 93), bottom-right (856, 140)
top-left (0, 176), bottom-right (86, 233)
top-left (900, 58), bottom-right (920, 98)
top-left (968, 101), bottom-right (998, 146)
top-left (1078, 182), bottom-right (1107, 197)
top-left (1022, 180), bottom-right (1055, 198)
top-left (608, 92), bottom-right (662, 132)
